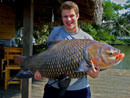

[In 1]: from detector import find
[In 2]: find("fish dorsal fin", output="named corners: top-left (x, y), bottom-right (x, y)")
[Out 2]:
top-left (47, 39), bottom-right (63, 48)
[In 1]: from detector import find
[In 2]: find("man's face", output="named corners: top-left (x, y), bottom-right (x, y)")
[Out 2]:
top-left (61, 8), bottom-right (79, 32)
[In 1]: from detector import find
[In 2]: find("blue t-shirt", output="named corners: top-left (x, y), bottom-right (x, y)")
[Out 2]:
top-left (47, 26), bottom-right (93, 91)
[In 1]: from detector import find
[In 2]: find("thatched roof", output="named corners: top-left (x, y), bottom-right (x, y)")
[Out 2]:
top-left (1, 0), bottom-right (103, 23)
top-left (0, 0), bottom-right (103, 40)
top-left (34, 0), bottom-right (103, 24)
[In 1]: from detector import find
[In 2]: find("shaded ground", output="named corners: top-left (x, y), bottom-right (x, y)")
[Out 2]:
top-left (0, 78), bottom-right (47, 98)
top-left (0, 69), bottom-right (130, 98)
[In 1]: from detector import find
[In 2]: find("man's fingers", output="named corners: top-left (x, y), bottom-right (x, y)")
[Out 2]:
top-left (90, 60), bottom-right (96, 72)
top-left (34, 70), bottom-right (43, 80)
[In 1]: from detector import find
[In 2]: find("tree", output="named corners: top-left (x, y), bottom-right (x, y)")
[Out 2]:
top-left (102, 0), bottom-right (124, 21)
top-left (102, 0), bottom-right (130, 37)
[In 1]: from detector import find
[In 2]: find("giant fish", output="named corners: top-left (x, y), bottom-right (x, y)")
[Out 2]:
top-left (13, 39), bottom-right (125, 80)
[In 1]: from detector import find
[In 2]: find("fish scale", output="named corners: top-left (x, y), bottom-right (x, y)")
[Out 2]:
top-left (22, 39), bottom-right (90, 79)
top-left (50, 40), bottom-right (87, 78)
top-left (19, 39), bottom-right (125, 79)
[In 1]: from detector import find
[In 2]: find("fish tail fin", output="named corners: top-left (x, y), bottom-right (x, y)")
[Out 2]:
top-left (8, 69), bottom-right (33, 81)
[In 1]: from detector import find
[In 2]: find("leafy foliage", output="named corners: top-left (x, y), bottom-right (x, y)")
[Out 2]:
top-left (102, 0), bottom-right (124, 21)
top-left (79, 22), bottom-right (116, 43)
top-left (33, 24), bottom-right (51, 45)
top-left (32, 0), bottom-right (130, 46)
top-left (100, 0), bottom-right (130, 43)
top-left (102, 0), bottom-right (115, 20)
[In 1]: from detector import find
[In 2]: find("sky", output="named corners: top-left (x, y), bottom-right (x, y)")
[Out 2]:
top-left (111, 0), bottom-right (127, 4)
top-left (111, 0), bottom-right (128, 14)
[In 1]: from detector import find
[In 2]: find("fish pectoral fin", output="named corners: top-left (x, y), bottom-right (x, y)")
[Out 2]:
top-left (8, 69), bottom-right (34, 81)
top-left (74, 60), bottom-right (90, 72)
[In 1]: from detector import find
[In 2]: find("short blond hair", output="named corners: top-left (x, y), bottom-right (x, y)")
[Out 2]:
top-left (60, 1), bottom-right (79, 14)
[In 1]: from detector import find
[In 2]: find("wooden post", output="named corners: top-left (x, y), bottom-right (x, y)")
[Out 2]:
top-left (22, 0), bottom-right (33, 98)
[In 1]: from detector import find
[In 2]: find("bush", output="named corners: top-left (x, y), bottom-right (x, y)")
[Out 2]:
top-left (79, 22), bottom-right (125, 44)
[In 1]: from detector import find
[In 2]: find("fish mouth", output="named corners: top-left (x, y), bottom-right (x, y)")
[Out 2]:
top-left (108, 53), bottom-right (125, 66)
top-left (114, 53), bottom-right (125, 64)
top-left (116, 53), bottom-right (125, 59)
top-left (100, 52), bottom-right (125, 68)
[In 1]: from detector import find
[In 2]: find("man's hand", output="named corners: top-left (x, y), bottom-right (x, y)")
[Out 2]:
top-left (86, 60), bottom-right (100, 78)
top-left (34, 70), bottom-right (43, 80)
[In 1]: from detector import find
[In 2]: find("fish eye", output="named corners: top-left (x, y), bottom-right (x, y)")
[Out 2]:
top-left (106, 50), bottom-right (113, 56)
top-left (109, 52), bottom-right (113, 55)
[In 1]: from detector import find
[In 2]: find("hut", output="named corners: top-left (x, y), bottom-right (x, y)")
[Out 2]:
top-left (0, 0), bottom-right (103, 97)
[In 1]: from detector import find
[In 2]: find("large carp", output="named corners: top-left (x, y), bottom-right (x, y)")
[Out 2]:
top-left (14, 39), bottom-right (125, 79)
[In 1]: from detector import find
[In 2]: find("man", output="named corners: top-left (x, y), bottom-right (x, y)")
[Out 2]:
top-left (34, 1), bottom-right (100, 98)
